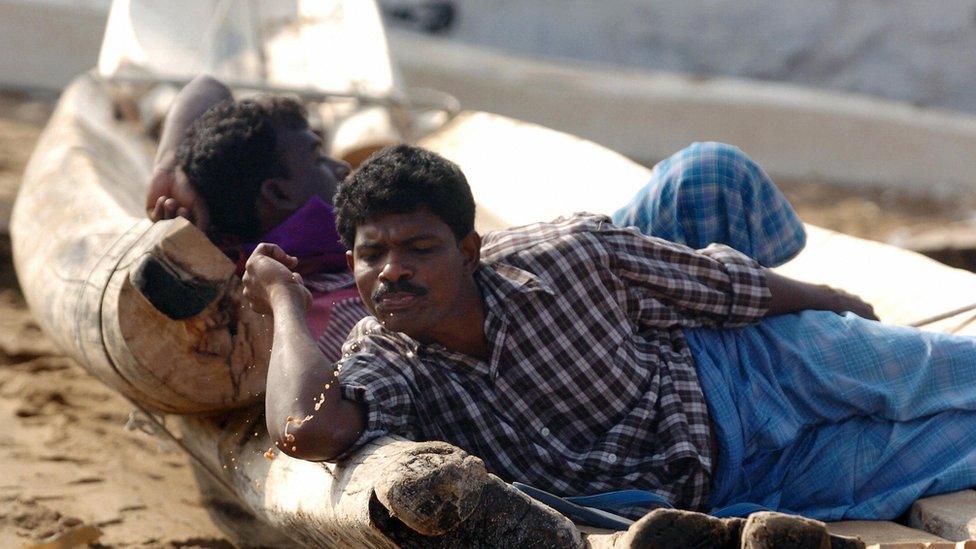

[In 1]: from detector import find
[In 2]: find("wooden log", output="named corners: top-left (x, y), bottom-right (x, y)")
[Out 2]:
top-left (11, 74), bottom-right (272, 413)
top-left (176, 411), bottom-right (584, 548)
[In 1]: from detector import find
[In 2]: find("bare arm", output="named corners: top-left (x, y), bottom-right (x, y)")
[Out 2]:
top-left (147, 75), bottom-right (231, 229)
top-left (243, 244), bottom-right (367, 462)
top-left (153, 74), bottom-right (231, 174)
top-left (764, 268), bottom-right (878, 320)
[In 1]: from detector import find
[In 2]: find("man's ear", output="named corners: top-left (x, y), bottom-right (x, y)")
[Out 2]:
top-left (345, 250), bottom-right (354, 272)
top-left (459, 231), bottom-right (481, 273)
top-left (259, 178), bottom-right (297, 209)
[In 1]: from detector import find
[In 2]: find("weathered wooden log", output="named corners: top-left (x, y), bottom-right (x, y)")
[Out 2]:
top-left (176, 410), bottom-right (584, 548)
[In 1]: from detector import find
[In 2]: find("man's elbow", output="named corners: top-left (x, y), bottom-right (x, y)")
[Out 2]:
top-left (186, 74), bottom-right (230, 97)
top-left (273, 433), bottom-right (353, 463)
top-left (269, 423), bottom-right (360, 463)
top-left (265, 397), bottom-right (367, 462)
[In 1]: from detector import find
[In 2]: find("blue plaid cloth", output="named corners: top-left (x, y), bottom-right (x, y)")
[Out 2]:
top-left (613, 142), bottom-right (806, 267)
top-left (612, 142), bottom-right (976, 521)
top-left (689, 314), bottom-right (976, 521)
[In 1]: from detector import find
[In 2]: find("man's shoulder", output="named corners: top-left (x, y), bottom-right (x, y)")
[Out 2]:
top-left (480, 212), bottom-right (614, 260)
top-left (342, 316), bottom-right (413, 360)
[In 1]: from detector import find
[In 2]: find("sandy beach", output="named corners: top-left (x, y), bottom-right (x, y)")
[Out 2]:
top-left (0, 92), bottom-right (230, 548)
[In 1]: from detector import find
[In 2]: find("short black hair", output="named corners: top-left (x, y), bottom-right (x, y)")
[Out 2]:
top-left (177, 95), bottom-right (308, 239)
top-left (334, 144), bottom-right (475, 248)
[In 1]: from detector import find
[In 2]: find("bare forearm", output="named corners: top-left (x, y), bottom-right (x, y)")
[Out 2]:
top-left (764, 268), bottom-right (877, 320)
top-left (153, 74), bottom-right (231, 170)
top-left (265, 291), bottom-right (365, 461)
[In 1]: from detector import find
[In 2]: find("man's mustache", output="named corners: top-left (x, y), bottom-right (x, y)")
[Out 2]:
top-left (372, 280), bottom-right (429, 302)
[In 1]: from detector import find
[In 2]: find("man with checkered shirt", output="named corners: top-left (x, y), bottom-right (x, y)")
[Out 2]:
top-left (244, 142), bottom-right (976, 542)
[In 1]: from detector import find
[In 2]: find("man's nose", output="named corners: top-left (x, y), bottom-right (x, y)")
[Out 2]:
top-left (329, 158), bottom-right (352, 180)
top-left (378, 258), bottom-right (413, 283)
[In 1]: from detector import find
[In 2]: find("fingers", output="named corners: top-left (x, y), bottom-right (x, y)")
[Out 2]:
top-left (842, 290), bottom-right (878, 321)
top-left (835, 288), bottom-right (879, 321)
top-left (146, 169), bottom-right (174, 211)
top-left (148, 196), bottom-right (190, 222)
top-left (252, 243), bottom-right (299, 268)
top-left (148, 195), bottom-right (166, 221)
top-left (858, 302), bottom-right (879, 321)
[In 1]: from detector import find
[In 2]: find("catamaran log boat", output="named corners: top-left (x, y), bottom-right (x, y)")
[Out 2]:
top-left (12, 0), bottom-right (976, 546)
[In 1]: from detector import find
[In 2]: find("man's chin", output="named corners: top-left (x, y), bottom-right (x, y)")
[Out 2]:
top-left (375, 311), bottom-right (424, 336)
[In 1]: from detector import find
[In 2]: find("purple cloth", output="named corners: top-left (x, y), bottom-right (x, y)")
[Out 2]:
top-left (242, 196), bottom-right (348, 273)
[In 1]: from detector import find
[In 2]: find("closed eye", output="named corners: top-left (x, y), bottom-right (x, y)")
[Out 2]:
top-left (356, 245), bottom-right (384, 263)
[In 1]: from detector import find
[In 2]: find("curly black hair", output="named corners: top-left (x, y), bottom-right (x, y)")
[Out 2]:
top-left (334, 144), bottom-right (475, 248)
top-left (177, 95), bottom-right (308, 239)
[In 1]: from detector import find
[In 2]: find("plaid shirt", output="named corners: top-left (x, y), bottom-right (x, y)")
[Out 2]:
top-left (337, 213), bottom-right (770, 510)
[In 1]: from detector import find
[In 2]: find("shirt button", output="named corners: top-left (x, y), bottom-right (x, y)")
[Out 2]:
top-left (406, 351), bottom-right (415, 358)
top-left (540, 427), bottom-right (550, 436)
top-left (607, 453), bottom-right (617, 463)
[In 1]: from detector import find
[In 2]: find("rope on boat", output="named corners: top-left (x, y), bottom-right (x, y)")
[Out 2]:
top-left (98, 72), bottom-right (462, 118)
top-left (947, 310), bottom-right (976, 335)
top-left (122, 396), bottom-right (252, 511)
top-left (908, 301), bottom-right (976, 328)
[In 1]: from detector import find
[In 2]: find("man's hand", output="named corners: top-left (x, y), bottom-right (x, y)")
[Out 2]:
top-left (765, 269), bottom-right (879, 320)
top-left (146, 161), bottom-right (211, 230)
top-left (242, 243), bottom-right (312, 314)
top-left (808, 284), bottom-right (877, 320)
top-left (146, 75), bottom-right (231, 230)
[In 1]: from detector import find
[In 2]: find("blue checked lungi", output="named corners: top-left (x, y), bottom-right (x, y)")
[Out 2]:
top-left (615, 142), bottom-right (976, 521)
top-left (612, 141), bottom-right (806, 268)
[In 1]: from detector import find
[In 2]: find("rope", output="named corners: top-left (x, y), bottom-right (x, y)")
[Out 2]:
top-left (121, 397), bottom-right (251, 510)
top-left (908, 302), bottom-right (976, 328)
top-left (99, 73), bottom-right (461, 118)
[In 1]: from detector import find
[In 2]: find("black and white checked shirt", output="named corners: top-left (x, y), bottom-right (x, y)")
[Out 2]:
top-left (337, 213), bottom-right (770, 510)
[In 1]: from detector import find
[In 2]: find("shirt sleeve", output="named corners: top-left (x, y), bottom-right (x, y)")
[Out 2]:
top-left (596, 217), bottom-right (771, 328)
top-left (332, 319), bottom-right (420, 460)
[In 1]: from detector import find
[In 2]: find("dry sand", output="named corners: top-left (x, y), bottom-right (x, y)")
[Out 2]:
top-left (0, 90), bottom-right (971, 548)
top-left (0, 93), bottom-right (230, 548)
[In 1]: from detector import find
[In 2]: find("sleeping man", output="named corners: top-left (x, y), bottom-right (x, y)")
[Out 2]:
top-left (147, 75), bottom-right (369, 362)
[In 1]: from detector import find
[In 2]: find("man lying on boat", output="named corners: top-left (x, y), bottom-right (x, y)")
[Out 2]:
top-left (147, 77), bottom-right (975, 540)
top-left (250, 142), bottom-right (976, 531)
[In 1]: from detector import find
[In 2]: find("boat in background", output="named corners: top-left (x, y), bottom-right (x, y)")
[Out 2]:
top-left (5, 1), bottom-right (976, 202)
top-left (389, 28), bottom-right (976, 199)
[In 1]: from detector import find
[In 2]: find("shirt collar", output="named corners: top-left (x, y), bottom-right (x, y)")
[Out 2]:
top-left (475, 262), bottom-right (554, 316)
